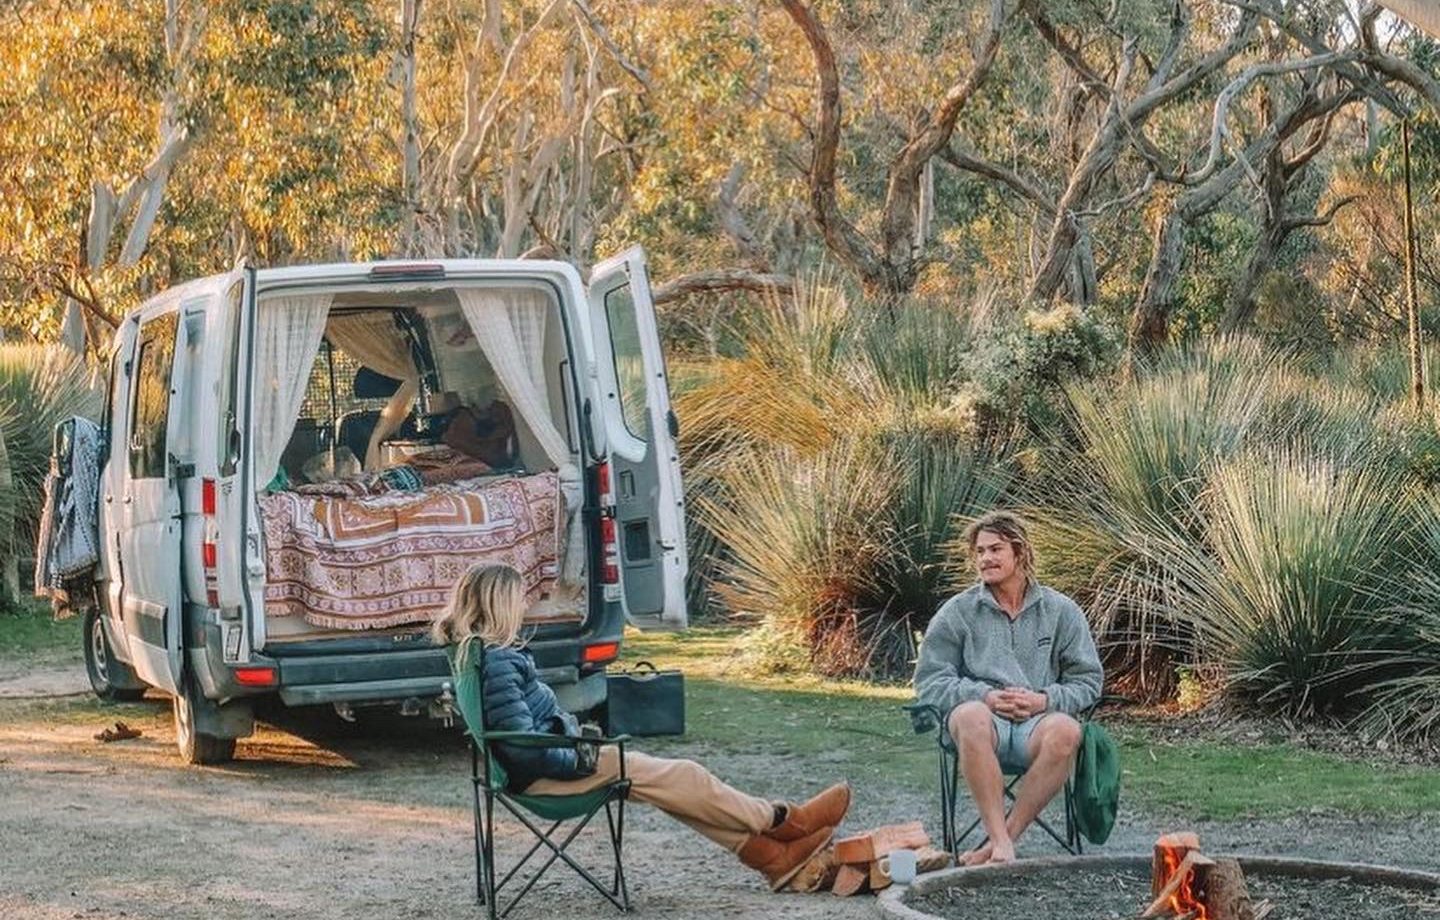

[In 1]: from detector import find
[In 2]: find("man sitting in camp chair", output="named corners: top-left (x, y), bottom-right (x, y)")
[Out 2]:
top-left (913, 511), bottom-right (1103, 866)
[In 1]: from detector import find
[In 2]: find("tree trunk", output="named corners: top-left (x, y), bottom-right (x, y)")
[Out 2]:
top-left (1130, 210), bottom-right (1187, 351)
top-left (398, 0), bottom-right (423, 254)
top-left (1221, 226), bottom-right (1281, 332)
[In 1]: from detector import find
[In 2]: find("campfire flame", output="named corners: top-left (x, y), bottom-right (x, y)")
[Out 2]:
top-left (1158, 844), bottom-right (1209, 920)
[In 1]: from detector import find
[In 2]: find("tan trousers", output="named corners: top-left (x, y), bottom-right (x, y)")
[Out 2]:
top-left (523, 746), bottom-right (774, 852)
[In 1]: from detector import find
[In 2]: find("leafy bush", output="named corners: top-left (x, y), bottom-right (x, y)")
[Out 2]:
top-left (681, 278), bottom-right (1023, 676)
top-left (1184, 453), bottom-right (1413, 717)
top-left (1026, 340), bottom-right (1282, 698)
top-left (0, 345), bottom-right (102, 579)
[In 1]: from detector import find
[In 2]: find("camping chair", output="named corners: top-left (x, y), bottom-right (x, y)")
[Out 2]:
top-left (446, 653), bottom-right (634, 920)
top-left (904, 698), bottom-right (1112, 860)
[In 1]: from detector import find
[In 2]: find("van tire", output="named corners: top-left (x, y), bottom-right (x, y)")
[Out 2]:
top-left (173, 675), bottom-right (237, 765)
top-left (83, 609), bottom-right (146, 702)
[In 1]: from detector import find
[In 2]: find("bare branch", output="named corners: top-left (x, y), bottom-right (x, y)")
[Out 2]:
top-left (1074, 171), bottom-right (1156, 219)
top-left (1359, 2), bottom-right (1440, 112)
top-left (938, 145), bottom-right (1056, 213)
top-left (1282, 195), bottom-right (1358, 231)
top-left (651, 268), bottom-right (796, 306)
top-left (880, 0), bottom-right (1008, 277)
top-left (778, 0), bottom-right (883, 287)
top-left (569, 0), bottom-right (651, 92)
top-left (1186, 52), bottom-right (1357, 186)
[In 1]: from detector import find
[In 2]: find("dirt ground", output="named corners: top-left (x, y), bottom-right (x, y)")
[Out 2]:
top-left (2, 667), bottom-right (1438, 920)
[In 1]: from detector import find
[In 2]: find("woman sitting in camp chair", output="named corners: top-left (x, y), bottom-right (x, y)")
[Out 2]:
top-left (433, 563), bottom-right (852, 892)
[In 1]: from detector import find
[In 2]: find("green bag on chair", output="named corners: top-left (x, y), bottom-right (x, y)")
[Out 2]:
top-left (1073, 721), bottom-right (1121, 845)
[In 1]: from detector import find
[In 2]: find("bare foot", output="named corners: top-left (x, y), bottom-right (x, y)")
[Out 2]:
top-left (960, 842), bottom-right (993, 866)
top-left (987, 839), bottom-right (1016, 864)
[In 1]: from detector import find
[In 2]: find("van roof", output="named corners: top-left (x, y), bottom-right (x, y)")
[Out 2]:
top-left (125, 259), bottom-right (586, 319)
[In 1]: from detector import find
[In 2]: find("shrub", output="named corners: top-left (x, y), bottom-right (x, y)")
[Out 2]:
top-left (1026, 339), bottom-right (1281, 698)
top-left (1185, 454), bottom-right (1415, 717)
top-left (1355, 496), bottom-right (1440, 743)
top-left (698, 439), bottom-right (893, 678)
top-left (0, 345), bottom-right (102, 579)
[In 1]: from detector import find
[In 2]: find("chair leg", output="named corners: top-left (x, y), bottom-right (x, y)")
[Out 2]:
top-left (1065, 778), bottom-right (1082, 855)
top-left (483, 791), bottom-right (499, 920)
top-left (471, 743), bottom-right (492, 915)
top-left (606, 797), bottom-right (630, 911)
top-left (939, 743), bottom-right (956, 857)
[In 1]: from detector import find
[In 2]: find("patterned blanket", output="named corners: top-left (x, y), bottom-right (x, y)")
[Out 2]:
top-left (259, 471), bottom-right (562, 630)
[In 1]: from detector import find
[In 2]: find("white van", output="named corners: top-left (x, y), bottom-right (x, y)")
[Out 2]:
top-left (72, 250), bottom-right (687, 763)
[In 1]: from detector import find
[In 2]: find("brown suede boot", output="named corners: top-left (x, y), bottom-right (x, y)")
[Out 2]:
top-left (737, 825), bottom-right (835, 891)
top-left (766, 782), bottom-right (851, 842)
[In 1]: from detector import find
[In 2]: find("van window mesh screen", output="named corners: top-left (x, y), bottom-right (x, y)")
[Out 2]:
top-left (297, 342), bottom-right (392, 422)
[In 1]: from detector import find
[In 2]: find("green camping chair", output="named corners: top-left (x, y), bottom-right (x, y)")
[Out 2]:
top-left (904, 698), bottom-right (1115, 860)
top-left (447, 650), bottom-right (634, 920)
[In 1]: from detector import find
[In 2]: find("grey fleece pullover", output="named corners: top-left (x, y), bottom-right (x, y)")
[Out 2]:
top-left (914, 581), bottom-right (1103, 718)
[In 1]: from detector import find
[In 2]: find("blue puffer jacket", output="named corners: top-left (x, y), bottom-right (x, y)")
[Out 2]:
top-left (479, 645), bottom-right (582, 789)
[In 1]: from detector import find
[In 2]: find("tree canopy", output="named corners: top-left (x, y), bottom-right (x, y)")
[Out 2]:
top-left (3, 0), bottom-right (1439, 354)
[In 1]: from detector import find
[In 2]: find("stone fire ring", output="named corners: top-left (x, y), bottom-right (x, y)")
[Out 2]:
top-left (875, 854), bottom-right (1440, 920)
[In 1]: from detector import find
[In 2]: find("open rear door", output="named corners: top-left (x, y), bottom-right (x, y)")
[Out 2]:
top-left (587, 247), bottom-right (688, 629)
top-left (115, 304), bottom-right (189, 694)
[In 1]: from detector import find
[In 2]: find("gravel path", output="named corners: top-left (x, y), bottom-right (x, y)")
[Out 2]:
top-left (1, 693), bottom-right (1437, 919)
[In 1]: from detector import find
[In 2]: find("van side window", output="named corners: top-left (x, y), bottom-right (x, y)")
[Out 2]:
top-left (102, 336), bottom-right (126, 447)
top-left (129, 312), bottom-right (179, 479)
top-left (217, 282), bottom-right (243, 475)
top-left (604, 285), bottom-right (648, 440)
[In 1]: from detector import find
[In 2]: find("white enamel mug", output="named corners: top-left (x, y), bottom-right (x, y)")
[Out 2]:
top-left (879, 848), bottom-right (918, 884)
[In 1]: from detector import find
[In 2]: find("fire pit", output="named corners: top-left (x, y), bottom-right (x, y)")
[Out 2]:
top-left (877, 854), bottom-right (1440, 920)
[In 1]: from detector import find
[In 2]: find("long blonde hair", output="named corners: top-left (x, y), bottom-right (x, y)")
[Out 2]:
top-left (431, 564), bottom-right (527, 664)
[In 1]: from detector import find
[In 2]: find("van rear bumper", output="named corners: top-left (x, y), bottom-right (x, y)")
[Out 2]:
top-left (276, 667), bottom-right (605, 712)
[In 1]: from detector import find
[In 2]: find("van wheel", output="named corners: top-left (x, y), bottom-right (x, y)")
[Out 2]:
top-left (173, 675), bottom-right (237, 765)
top-left (83, 610), bottom-right (146, 702)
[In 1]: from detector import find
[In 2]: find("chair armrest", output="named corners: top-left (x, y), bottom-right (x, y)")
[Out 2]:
top-left (478, 731), bottom-right (634, 748)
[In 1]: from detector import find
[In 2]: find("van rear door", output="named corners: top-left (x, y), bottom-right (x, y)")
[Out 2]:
top-left (115, 304), bottom-right (189, 694)
top-left (587, 247), bottom-right (688, 629)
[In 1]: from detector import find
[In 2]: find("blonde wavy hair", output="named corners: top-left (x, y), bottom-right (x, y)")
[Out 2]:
top-left (431, 564), bottom-right (527, 664)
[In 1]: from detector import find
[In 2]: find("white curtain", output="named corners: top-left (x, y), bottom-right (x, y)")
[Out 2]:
top-left (324, 312), bottom-right (415, 382)
top-left (253, 294), bottom-right (332, 487)
top-left (454, 287), bottom-right (584, 584)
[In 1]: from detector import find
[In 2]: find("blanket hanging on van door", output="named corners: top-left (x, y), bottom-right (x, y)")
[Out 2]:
top-left (259, 471), bottom-right (562, 630)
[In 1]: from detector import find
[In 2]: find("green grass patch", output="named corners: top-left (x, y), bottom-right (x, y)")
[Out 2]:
top-left (0, 694), bottom-right (155, 726)
top-left (622, 627), bottom-right (1440, 818)
top-left (0, 601), bottom-right (82, 666)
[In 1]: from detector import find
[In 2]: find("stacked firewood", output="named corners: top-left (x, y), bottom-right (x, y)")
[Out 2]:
top-left (786, 821), bottom-right (952, 895)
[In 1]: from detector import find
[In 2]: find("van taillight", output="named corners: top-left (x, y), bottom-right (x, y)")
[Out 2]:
top-left (600, 517), bottom-right (620, 584)
top-left (582, 642), bottom-right (619, 665)
top-left (202, 477), bottom-right (219, 607)
top-left (596, 462), bottom-right (619, 584)
top-left (233, 666), bottom-right (276, 687)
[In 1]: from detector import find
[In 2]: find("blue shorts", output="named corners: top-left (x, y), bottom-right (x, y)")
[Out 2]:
top-left (991, 713), bottom-right (1043, 773)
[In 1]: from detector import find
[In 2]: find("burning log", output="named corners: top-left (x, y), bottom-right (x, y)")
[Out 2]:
top-left (1142, 850), bottom-right (1215, 917)
top-left (1200, 858), bottom-right (1255, 920)
top-left (1143, 833), bottom-right (1256, 920)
